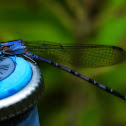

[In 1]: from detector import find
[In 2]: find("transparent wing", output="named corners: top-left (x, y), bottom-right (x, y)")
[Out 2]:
top-left (26, 41), bottom-right (126, 68)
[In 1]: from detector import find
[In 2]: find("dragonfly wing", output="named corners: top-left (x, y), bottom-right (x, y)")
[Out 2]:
top-left (26, 41), bottom-right (126, 68)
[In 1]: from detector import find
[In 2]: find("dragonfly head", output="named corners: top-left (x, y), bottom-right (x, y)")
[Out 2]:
top-left (1, 40), bottom-right (27, 55)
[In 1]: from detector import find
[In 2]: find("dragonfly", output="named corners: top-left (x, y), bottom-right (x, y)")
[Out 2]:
top-left (0, 40), bottom-right (126, 100)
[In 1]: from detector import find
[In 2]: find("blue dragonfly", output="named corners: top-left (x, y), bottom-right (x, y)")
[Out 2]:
top-left (0, 40), bottom-right (126, 100)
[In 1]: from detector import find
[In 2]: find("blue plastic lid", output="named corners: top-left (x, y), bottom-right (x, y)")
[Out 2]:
top-left (0, 56), bottom-right (32, 100)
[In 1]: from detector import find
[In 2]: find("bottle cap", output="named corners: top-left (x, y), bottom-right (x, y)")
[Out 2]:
top-left (0, 57), bottom-right (43, 121)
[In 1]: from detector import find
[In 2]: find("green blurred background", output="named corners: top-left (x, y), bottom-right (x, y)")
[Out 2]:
top-left (1, 0), bottom-right (126, 126)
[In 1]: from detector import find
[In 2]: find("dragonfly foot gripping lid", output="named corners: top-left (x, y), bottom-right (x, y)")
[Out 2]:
top-left (0, 56), bottom-right (43, 122)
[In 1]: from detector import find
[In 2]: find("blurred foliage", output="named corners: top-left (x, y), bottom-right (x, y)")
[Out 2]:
top-left (0, 0), bottom-right (126, 126)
